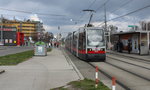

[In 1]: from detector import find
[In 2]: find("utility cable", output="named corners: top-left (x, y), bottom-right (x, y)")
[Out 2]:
top-left (0, 7), bottom-right (66, 16)
top-left (88, 0), bottom-right (97, 9)
top-left (97, 4), bottom-right (150, 26)
top-left (95, 0), bottom-right (110, 11)
top-left (110, 0), bottom-right (134, 14)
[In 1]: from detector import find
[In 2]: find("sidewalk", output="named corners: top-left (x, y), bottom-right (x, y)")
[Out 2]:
top-left (0, 46), bottom-right (6, 50)
top-left (0, 48), bottom-right (83, 90)
top-left (107, 50), bottom-right (150, 61)
top-left (0, 70), bottom-right (5, 74)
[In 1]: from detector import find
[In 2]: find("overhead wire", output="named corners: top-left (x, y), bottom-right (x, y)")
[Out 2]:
top-left (95, 0), bottom-right (132, 26)
top-left (88, 0), bottom-right (97, 9)
top-left (92, 0), bottom-right (110, 26)
top-left (109, 0), bottom-right (134, 14)
top-left (0, 7), bottom-right (66, 16)
top-left (95, 0), bottom-right (110, 11)
top-left (108, 4), bottom-right (150, 21)
top-left (77, 0), bottom-right (98, 24)
top-left (96, 4), bottom-right (150, 26)
top-left (71, 0), bottom-right (99, 30)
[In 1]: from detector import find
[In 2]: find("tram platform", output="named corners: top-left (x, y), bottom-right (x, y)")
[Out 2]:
top-left (107, 50), bottom-right (150, 62)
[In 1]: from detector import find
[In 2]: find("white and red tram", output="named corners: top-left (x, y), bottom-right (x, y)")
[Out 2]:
top-left (65, 27), bottom-right (106, 61)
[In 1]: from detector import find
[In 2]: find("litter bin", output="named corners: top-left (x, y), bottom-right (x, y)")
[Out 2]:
top-left (34, 41), bottom-right (47, 56)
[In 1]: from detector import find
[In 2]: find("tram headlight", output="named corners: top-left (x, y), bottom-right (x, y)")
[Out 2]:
top-left (100, 48), bottom-right (105, 51)
top-left (88, 48), bottom-right (92, 51)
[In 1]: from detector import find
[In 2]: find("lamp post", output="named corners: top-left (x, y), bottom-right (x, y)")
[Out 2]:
top-left (58, 26), bottom-right (61, 41)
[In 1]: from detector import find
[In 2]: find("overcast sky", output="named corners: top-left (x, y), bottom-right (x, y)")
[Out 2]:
top-left (0, 0), bottom-right (150, 36)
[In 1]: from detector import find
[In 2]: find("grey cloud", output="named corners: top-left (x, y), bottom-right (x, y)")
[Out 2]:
top-left (0, 0), bottom-right (150, 34)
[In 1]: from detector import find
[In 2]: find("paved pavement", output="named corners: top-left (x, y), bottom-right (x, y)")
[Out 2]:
top-left (0, 46), bottom-right (33, 56)
top-left (0, 70), bottom-right (5, 74)
top-left (0, 48), bottom-right (83, 90)
top-left (107, 50), bottom-right (150, 61)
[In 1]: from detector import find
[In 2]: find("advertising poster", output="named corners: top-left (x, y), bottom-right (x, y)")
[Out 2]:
top-left (140, 33), bottom-right (148, 54)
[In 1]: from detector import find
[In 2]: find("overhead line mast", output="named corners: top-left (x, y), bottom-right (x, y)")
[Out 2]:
top-left (104, 3), bottom-right (107, 32)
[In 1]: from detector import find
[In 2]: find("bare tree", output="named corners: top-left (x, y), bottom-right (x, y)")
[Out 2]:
top-left (42, 32), bottom-right (54, 43)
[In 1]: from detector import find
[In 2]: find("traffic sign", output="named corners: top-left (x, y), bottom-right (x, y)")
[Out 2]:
top-left (128, 25), bottom-right (137, 27)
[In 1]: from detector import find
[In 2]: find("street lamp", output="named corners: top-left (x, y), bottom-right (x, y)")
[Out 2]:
top-left (58, 26), bottom-right (61, 41)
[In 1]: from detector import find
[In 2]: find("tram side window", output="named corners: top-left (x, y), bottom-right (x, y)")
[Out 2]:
top-left (83, 31), bottom-right (86, 50)
top-left (79, 33), bottom-right (83, 50)
top-left (74, 35), bottom-right (77, 47)
top-left (73, 35), bottom-right (76, 48)
top-left (78, 32), bottom-right (86, 50)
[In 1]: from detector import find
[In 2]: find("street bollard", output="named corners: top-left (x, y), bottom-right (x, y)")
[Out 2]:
top-left (95, 66), bottom-right (99, 88)
top-left (112, 77), bottom-right (116, 90)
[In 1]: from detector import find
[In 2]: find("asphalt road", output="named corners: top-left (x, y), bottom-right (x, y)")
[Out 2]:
top-left (0, 46), bottom-right (34, 56)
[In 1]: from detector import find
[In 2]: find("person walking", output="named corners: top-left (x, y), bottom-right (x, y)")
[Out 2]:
top-left (128, 40), bottom-right (132, 54)
top-left (119, 40), bottom-right (123, 53)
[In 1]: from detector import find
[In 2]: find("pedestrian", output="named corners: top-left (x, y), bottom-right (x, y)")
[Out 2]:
top-left (116, 40), bottom-right (119, 52)
top-left (119, 40), bottom-right (123, 53)
top-left (54, 42), bottom-right (56, 47)
top-left (50, 41), bottom-right (53, 47)
top-left (138, 44), bottom-right (140, 55)
top-left (56, 42), bottom-right (59, 48)
top-left (48, 43), bottom-right (51, 48)
top-left (128, 40), bottom-right (132, 54)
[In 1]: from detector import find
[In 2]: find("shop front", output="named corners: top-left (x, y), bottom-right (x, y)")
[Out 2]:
top-left (0, 27), bottom-right (17, 46)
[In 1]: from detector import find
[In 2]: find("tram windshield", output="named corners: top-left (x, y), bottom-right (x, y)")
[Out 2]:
top-left (87, 29), bottom-right (105, 47)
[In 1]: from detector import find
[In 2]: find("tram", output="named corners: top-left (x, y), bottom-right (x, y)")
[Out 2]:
top-left (65, 26), bottom-right (106, 61)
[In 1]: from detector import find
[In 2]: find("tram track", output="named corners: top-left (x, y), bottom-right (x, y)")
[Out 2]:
top-left (107, 56), bottom-right (150, 70)
top-left (63, 48), bottom-right (126, 90)
top-left (90, 54), bottom-right (150, 89)
top-left (105, 60), bottom-right (150, 81)
top-left (88, 62), bottom-right (131, 90)
top-left (63, 48), bottom-right (150, 90)
top-left (91, 61), bottom-right (150, 90)
top-left (107, 52), bottom-right (150, 64)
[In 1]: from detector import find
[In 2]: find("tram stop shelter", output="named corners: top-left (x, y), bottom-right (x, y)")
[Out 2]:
top-left (113, 30), bottom-right (150, 55)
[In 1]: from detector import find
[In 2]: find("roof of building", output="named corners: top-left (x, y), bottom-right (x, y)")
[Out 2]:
top-left (1, 18), bottom-right (42, 24)
top-left (113, 30), bottom-right (150, 35)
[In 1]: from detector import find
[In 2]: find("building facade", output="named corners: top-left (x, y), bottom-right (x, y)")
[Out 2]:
top-left (0, 26), bottom-right (17, 46)
top-left (0, 18), bottom-right (44, 46)
top-left (1, 19), bottom-right (44, 38)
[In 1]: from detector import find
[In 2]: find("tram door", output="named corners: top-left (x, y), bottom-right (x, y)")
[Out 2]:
top-left (140, 33), bottom-right (149, 55)
top-left (132, 35), bottom-right (139, 53)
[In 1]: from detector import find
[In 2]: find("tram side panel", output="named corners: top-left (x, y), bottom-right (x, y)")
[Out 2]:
top-left (77, 29), bottom-right (87, 60)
